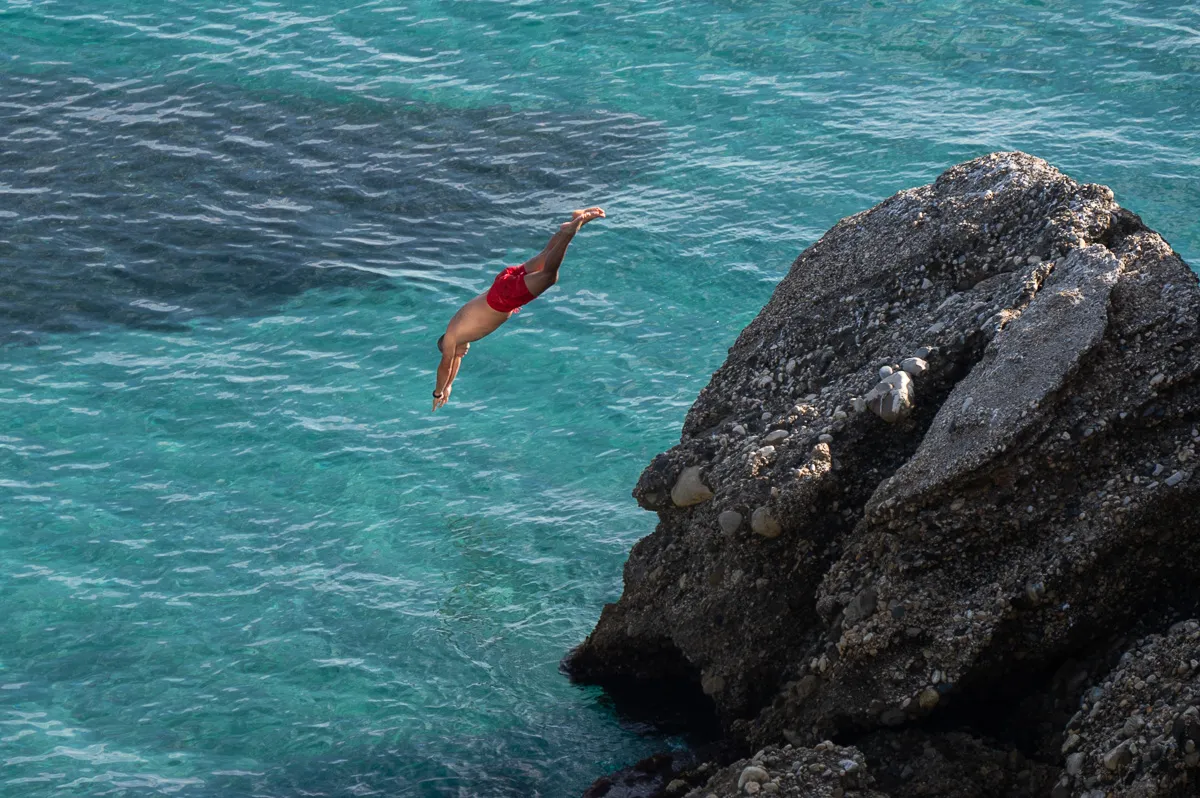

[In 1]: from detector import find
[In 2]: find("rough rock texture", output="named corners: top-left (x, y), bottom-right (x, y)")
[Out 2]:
top-left (566, 152), bottom-right (1200, 795)
top-left (669, 733), bottom-right (1057, 798)
top-left (680, 742), bottom-right (886, 798)
top-left (1055, 620), bottom-right (1200, 797)
top-left (855, 730), bottom-right (1060, 797)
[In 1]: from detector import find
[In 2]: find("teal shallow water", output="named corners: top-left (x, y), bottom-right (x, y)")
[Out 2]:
top-left (0, 1), bottom-right (1197, 795)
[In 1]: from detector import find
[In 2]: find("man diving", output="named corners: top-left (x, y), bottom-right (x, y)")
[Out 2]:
top-left (432, 207), bottom-right (606, 411)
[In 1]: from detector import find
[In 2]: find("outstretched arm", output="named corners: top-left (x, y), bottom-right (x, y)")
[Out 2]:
top-left (446, 354), bottom-right (464, 394)
top-left (433, 337), bottom-right (457, 411)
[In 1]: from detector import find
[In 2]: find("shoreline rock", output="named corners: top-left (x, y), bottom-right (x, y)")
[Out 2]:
top-left (566, 152), bottom-right (1200, 797)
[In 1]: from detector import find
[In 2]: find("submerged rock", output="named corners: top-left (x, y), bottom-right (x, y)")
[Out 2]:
top-left (565, 152), bottom-right (1200, 792)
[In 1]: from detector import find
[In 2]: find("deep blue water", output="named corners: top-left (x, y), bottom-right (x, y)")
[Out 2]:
top-left (0, 1), bottom-right (1197, 795)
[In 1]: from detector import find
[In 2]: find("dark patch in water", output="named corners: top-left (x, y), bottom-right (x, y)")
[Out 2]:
top-left (0, 68), bottom-right (666, 340)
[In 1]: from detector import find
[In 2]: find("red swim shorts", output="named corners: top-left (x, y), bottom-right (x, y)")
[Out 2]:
top-left (486, 265), bottom-right (536, 313)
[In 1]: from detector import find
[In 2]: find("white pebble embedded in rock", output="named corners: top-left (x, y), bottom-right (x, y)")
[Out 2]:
top-left (701, 671), bottom-right (725, 696)
top-left (738, 765), bottom-right (769, 790)
top-left (864, 370), bottom-right (915, 423)
top-left (718, 510), bottom-right (743, 535)
top-left (900, 357), bottom-right (928, 377)
top-left (763, 430), bottom-right (789, 445)
top-left (671, 466), bottom-right (714, 507)
top-left (1103, 741), bottom-right (1132, 771)
top-left (751, 507), bottom-right (782, 539)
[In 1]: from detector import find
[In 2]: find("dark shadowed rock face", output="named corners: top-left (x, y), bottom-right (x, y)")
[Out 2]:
top-left (671, 734), bottom-right (1060, 798)
top-left (566, 152), bottom-right (1200, 794)
top-left (1056, 620), bottom-right (1200, 797)
top-left (855, 730), bottom-right (1061, 798)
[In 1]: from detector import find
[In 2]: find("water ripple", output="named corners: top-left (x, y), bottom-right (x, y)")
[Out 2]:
top-left (1, 0), bottom-right (1198, 796)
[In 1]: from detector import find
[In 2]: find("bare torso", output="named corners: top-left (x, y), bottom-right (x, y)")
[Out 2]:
top-left (445, 292), bottom-right (514, 344)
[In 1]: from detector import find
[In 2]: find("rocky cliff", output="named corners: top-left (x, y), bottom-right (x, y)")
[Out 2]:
top-left (566, 152), bottom-right (1200, 797)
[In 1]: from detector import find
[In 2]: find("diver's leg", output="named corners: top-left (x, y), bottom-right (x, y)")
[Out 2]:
top-left (522, 208), bottom-right (604, 296)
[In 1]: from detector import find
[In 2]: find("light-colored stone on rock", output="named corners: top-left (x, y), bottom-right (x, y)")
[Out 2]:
top-left (864, 370), bottom-right (915, 423)
top-left (737, 766), bottom-right (769, 789)
top-left (751, 507), bottom-right (782, 538)
top-left (702, 671), bottom-right (726, 695)
top-left (763, 429), bottom-right (789, 445)
top-left (671, 465), bottom-right (714, 507)
top-left (1103, 741), bottom-right (1132, 771)
top-left (900, 357), bottom-right (928, 377)
top-left (718, 510), bottom-right (743, 535)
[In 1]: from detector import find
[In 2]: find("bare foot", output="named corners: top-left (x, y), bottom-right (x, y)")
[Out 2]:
top-left (569, 207), bottom-right (606, 228)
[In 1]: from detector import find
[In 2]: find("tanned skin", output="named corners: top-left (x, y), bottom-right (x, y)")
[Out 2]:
top-left (433, 207), bottom-right (605, 411)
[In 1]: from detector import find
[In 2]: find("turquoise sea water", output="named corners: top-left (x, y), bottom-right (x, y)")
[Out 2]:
top-left (0, 1), bottom-right (1197, 795)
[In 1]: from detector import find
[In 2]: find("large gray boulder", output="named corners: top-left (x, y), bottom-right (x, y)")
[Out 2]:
top-left (565, 152), bottom-right (1200, 767)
